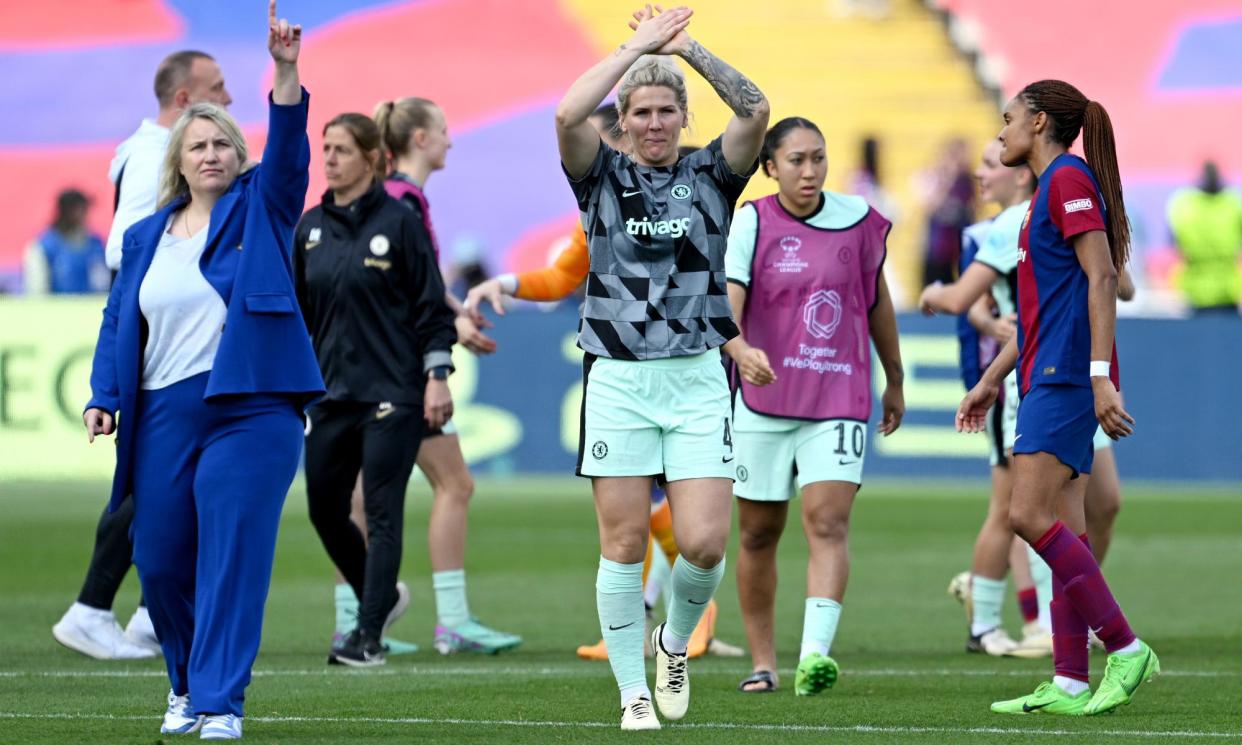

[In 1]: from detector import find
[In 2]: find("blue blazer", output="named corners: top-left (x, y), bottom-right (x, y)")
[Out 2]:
top-left (87, 90), bottom-right (325, 511)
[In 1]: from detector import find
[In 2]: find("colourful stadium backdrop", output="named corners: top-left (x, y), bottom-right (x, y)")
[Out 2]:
top-left (8, 0), bottom-right (1236, 301)
top-left (2, 1), bottom-right (1240, 483)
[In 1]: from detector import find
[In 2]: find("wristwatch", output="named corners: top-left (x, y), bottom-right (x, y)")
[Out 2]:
top-left (428, 366), bottom-right (452, 381)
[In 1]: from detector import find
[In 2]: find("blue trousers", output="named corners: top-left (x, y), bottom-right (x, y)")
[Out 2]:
top-left (129, 372), bottom-right (302, 717)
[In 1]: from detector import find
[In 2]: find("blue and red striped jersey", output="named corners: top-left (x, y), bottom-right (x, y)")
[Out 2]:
top-left (1016, 154), bottom-right (1120, 395)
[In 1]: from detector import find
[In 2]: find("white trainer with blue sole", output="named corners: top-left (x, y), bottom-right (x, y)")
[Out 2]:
top-left (200, 713), bottom-right (242, 740)
top-left (160, 690), bottom-right (203, 735)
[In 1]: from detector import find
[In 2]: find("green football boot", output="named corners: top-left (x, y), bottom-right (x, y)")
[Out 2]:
top-left (1084, 641), bottom-right (1160, 715)
top-left (991, 681), bottom-right (1089, 715)
top-left (794, 652), bottom-right (839, 696)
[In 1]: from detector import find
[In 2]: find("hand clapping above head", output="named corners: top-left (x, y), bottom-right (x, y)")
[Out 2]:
top-left (626, 4), bottom-right (694, 56)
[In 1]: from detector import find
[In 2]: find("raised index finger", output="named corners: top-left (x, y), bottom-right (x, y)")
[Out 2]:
top-left (269, 0), bottom-right (277, 27)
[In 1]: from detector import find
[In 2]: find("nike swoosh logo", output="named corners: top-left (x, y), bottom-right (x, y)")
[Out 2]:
top-left (1121, 649), bottom-right (1152, 696)
top-left (622, 189), bottom-right (642, 197)
top-left (722, 457), bottom-right (734, 463)
top-left (688, 599), bottom-right (707, 605)
top-left (376, 408), bottom-right (394, 420)
top-left (815, 603), bottom-right (835, 608)
top-left (838, 459), bottom-right (858, 466)
top-left (1015, 434), bottom-right (1023, 441)
top-left (1022, 702), bottom-right (1051, 712)
top-left (609, 622), bottom-right (636, 631)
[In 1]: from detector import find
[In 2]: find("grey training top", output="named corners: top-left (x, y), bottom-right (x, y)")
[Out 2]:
top-left (566, 137), bottom-right (754, 360)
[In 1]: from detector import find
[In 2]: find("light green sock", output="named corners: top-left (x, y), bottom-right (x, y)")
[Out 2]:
top-left (334, 583), bottom-right (357, 635)
top-left (1027, 546), bottom-right (1053, 631)
top-left (662, 555), bottom-right (725, 654)
top-left (433, 569), bottom-right (470, 627)
top-left (800, 597), bottom-right (842, 660)
top-left (597, 557), bottom-right (649, 706)
top-left (970, 575), bottom-right (1007, 636)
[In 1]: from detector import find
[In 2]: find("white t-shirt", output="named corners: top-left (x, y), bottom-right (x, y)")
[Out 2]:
top-left (972, 200), bottom-right (1029, 317)
top-left (138, 220), bottom-right (225, 390)
top-left (107, 119), bottom-right (170, 270)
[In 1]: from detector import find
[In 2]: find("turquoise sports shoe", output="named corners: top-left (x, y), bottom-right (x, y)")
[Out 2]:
top-left (1084, 641), bottom-right (1160, 715)
top-left (795, 652), bottom-right (839, 696)
top-left (382, 637), bottom-right (420, 655)
top-left (991, 681), bottom-right (1089, 716)
top-left (433, 617), bottom-right (522, 655)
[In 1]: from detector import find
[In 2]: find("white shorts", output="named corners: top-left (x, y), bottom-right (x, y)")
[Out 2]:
top-left (732, 399), bottom-right (866, 501)
top-left (986, 371), bottom-right (1019, 467)
top-left (577, 351), bottom-right (734, 482)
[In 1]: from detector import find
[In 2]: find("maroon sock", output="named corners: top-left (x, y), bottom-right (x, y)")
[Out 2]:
top-left (1035, 522), bottom-right (1137, 654)
top-left (1050, 570), bottom-right (1089, 682)
top-left (1017, 587), bottom-right (1039, 623)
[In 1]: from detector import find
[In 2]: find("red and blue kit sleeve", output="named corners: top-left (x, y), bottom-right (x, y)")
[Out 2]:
top-left (1047, 167), bottom-right (1106, 240)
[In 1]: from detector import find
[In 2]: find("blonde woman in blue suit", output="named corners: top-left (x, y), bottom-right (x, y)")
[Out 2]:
top-left (82, 3), bottom-right (320, 740)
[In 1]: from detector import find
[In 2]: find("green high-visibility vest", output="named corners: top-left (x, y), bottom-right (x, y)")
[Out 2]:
top-left (1167, 188), bottom-right (1242, 308)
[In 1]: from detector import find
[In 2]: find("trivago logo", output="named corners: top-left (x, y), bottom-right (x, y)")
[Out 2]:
top-left (626, 216), bottom-right (692, 238)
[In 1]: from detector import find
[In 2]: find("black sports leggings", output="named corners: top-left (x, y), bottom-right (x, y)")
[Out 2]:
top-left (304, 400), bottom-right (424, 637)
top-left (77, 496), bottom-right (146, 611)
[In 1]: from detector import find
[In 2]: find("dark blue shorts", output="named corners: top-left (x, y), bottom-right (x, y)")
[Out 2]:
top-left (1013, 384), bottom-right (1097, 478)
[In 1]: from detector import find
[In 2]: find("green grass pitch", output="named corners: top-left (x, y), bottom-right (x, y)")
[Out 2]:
top-left (1, 477), bottom-right (1239, 743)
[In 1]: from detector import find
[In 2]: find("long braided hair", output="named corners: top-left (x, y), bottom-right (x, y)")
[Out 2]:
top-left (1018, 80), bottom-right (1130, 270)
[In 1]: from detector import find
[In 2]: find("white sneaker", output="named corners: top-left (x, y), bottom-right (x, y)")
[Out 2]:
top-left (161, 690), bottom-right (203, 734)
top-left (125, 606), bottom-right (162, 654)
top-left (382, 582), bottom-right (410, 638)
top-left (620, 695), bottom-right (660, 731)
top-left (969, 627), bottom-right (1020, 656)
top-left (1008, 621), bottom-right (1054, 658)
top-left (53, 602), bottom-right (156, 660)
top-left (651, 623), bottom-right (689, 721)
top-left (200, 714), bottom-right (242, 740)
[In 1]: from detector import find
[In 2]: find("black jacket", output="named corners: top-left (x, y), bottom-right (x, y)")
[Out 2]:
top-left (294, 182), bottom-right (455, 404)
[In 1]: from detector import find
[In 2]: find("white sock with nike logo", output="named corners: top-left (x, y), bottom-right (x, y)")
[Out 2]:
top-left (801, 597), bottom-right (842, 661)
top-left (662, 556), bottom-right (724, 654)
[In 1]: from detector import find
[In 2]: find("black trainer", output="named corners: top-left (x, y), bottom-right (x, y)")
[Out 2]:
top-left (331, 629), bottom-right (386, 668)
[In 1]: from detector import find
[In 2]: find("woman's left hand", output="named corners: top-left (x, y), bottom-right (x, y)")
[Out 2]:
top-left (455, 313), bottom-right (498, 355)
top-left (628, 5), bottom-right (694, 56)
top-left (877, 384), bottom-right (904, 436)
top-left (1093, 378), bottom-right (1134, 440)
top-left (918, 282), bottom-right (941, 316)
top-left (267, 0), bottom-right (302, 64)
top-left (424, 378), bottom-right (454, 429)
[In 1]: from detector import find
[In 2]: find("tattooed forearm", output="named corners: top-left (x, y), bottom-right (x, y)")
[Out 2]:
top-left (680, 40), bottom-right (766, 118)
top-left (614, 43), bottom-right (629, 57)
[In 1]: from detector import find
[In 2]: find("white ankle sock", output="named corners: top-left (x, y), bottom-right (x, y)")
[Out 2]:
top-left (1054, 675), bottom-right (1089, 696)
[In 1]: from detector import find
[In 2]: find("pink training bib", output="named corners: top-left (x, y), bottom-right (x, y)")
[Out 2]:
top-left (384, 176), bottom-right (442, 262)
top-left (739, 194), bottom-right (889, 421)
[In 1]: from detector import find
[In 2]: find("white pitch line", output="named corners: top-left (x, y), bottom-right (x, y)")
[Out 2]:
top-left (0, 711), bottom-right (1239, 739)
top-left (0, 666), bottom-right (1235, 679)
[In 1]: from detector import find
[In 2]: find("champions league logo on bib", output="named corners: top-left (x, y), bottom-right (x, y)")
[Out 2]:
top-left (773, 236), bottom-right (809, 273)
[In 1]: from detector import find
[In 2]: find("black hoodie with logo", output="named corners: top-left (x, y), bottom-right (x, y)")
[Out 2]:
top-left (294, 182), bottom-right (455, 404)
